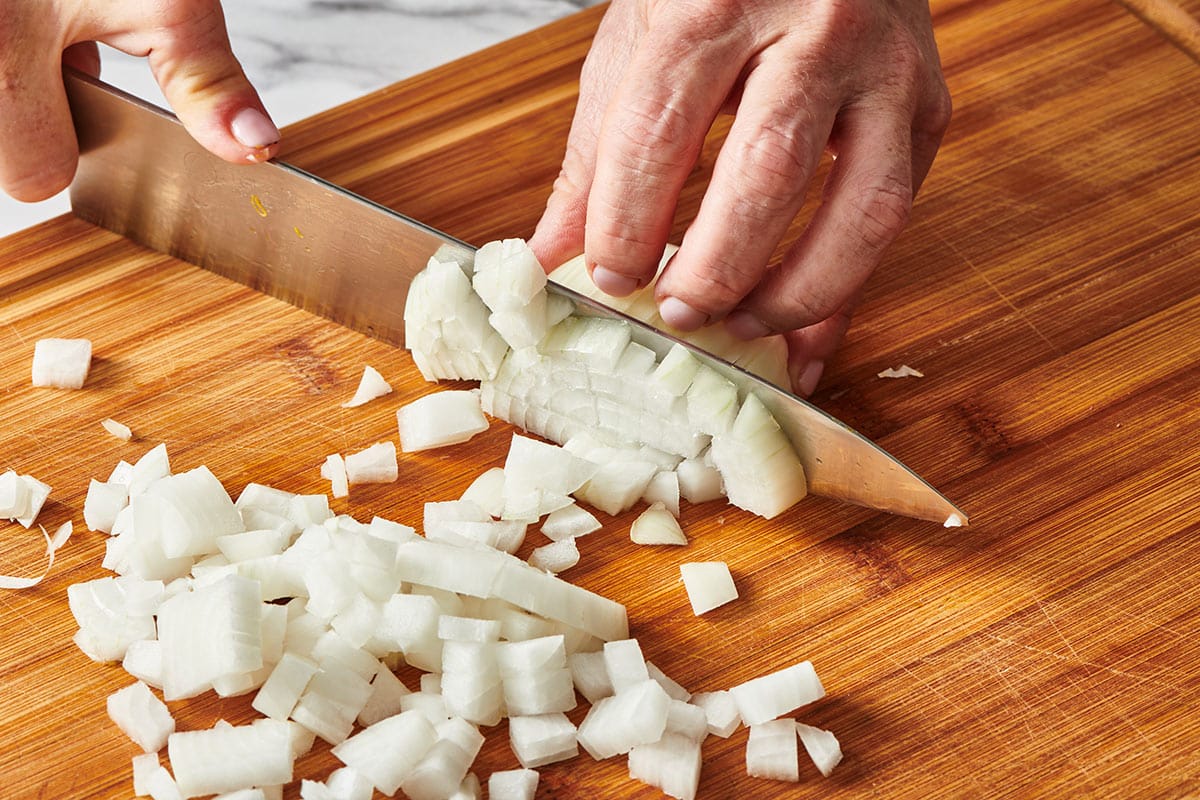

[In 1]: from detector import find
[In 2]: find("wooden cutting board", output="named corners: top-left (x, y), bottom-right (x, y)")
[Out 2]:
top-left (2, 0), bottom-right (1198, 797)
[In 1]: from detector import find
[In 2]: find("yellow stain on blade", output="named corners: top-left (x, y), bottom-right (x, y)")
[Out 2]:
top-left (250, 194), bottom-right (268, 217)
top-left (294, 226), bottom-right (304, 238)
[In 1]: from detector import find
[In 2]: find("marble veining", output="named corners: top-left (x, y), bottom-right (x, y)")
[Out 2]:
top-left (0, 0), bottom-right (602, 238)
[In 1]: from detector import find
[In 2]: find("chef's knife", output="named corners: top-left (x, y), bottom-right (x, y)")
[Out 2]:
top-left (64, 71), bottom-right (967, 526)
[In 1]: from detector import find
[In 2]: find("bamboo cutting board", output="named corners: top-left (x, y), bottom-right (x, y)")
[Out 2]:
top-left (2, 0), bottom-right (1199, 797)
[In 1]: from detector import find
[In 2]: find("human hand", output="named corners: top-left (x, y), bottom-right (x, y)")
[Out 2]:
top-left (0, 0), bottom-right (279, 203)
top-left (528, 0), bottom-right (951, 395)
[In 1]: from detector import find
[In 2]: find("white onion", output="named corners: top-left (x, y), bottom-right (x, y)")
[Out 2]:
top-left (796, 722), bottom-right (843, 777)
top-left (690, 690), bottom-right (742, 738)
top-left (106, 680), bottom-right (176, 753)
top-left (252, 652), bottom-right (318, 721)
top-left (539, 503), bottom-right (600, 541)
top-left (167, 718), bottom-right (295, 799)
top-left (679, 562), bottom-right (738, 615)
top-left (398, 389), bottom-right (489, 452)
top-left (745, 718), bottom-right (799, 782)
top-left (343, 441), bottom-right (398, 485)
top-left (877, 364), bottom-right (924, 379)
top-left (630, 502), bottom-right (687, 546)
top-left (0, 470), bottom-right (50, 528)
top-left (729, 661), bottom-right (826, 726)
top-left (508, 712), bottom-right (579, 768)
top-left (321, 455), bottom-right (349, 499)
top-left (131, 753), bottom-right (161, 797)
top-left (487, 768), bottom-right (539, 800)
top-left (84, 478), bottom-right (130, 532)
top-left (341, 365), bottom-right (393, 408)
top-left (647, 661), bottom-right (692, 703)
top-left (576, 678), bottom-right (671, 760)
top-left (567, 650), bottom-right (614, 704)
top-left (458, 468), bottom-right (506, 517)
top-left (603, 638), bottom-right (649, 694)
top-left (31, 337), bottom-right (92, 389)
top-left (102, 417), bottom-right (134, 441)
top-left (528, 537), bottom-right (579, 574)
top-left (331, 710), bottom-right (436, 795)
top-left (628, 732), bottom-right (703, 800)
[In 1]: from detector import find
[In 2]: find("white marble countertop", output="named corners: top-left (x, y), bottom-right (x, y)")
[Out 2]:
top-left (0, 0), bottom-right (601, 239)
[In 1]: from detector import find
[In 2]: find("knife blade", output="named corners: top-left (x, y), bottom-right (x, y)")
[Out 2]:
top-left (65, 70), bottom-right (967, 526)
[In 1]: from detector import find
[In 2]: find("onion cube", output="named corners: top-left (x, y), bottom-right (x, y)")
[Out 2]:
top-left (729, 661), bottom-right (826, 726)
top-left (459, 468), bottom-right (506, 517)
top-left (107, 680), bottom-right (175, 753)
top-left (320, 454), bottom-right (349, 499)
top-left (331, 710), bottom-right (437, 796)
top-left (31, 337), bottom-right (92, 389)
top-left (131, 753), bottom-right (161, 796)
top-left (487, 769), bottom-right (539, 800)
top-left (664, 699), bottom-right (709, 742)
top-left (344, 441), bottom-right (398, 485)
top-left (679, 562), bottom-right (738, 615)
top-left (528, 537), bottom-right (579, 573)
top-left (675, 456), bottom-right (724, 504)
top-left (603, 639), bottom-right (649, 693)
top-left (567, 650), bottom-right (614, 703)
top-left (357, 664), bottom-right (412, 727)
top-left (628, 732), bottom-right (703, 800)
top-left (690, 690), bottom-right (741, 738)
top-left (168, 718), bottom-right (295, 799)
top-left (84, 478), bottom-right (129, 533)
top-left (508, 712), bottom-right (578, 768)
top-left (576, 678), bottom-right (671, 760)
top-left (647, 661), bottom-right (692, 702)
top-left (398, 390), bottom-right (489, 452)
top-left (450, 773), bottom-right (482, 800)
top-left (252, 652), bottom-right (318, 721)
top-left (796, 722), bottom-right (843, 777)
top-left (746, 719), bottom-right (800, 782)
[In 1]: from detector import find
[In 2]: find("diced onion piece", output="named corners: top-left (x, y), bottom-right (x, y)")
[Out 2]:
top-left (107, 680), bottom-right (176, 753)
top-left (647, 661), bottom-right (691, 703)
top-left (539, 503), bottom-right (600, 541)
top-left (450, 773), bottom-right (482, 800)
top-left (344, 442), bottom-right (398, 485)
top-left (472, 239), bottom-right (550, 349)
top-left (318, 454), bottom-right (347, 499)
top-left (323, 767), bottom-right (373, 800)
top-left (213, 789), bottom-right (268, 800)
top-left (944, 512), bottom-right (966, 528)
top-left (641, 471), bottom-right (680, 517)
top-left (487, 768), bottom-right (539, 800)
top-left (576, 678), bottom-right (671, 760)
top-left (398, 390), bottom-right (489, 452)
top-left (132, 753), bottom-right (161, 797)
top-left (628, 732), bottom-right (703, 800)
top-left (357, 663), bottom-right (412, 728)
top-left (341, 366), bottom-right (393, 408)
top-left (139, 465), bottom-right (244, 558)
top-left (168, 718), bottom-right (296, 799)
top-left (252, 652), bottom-right (318, 721)
top-left (31, 337), bottom-right (92, 389)
top-left (877, 364), bottom-right (924, 379)
top-left (678, 562), bottom-right (738, 615)
top-left (405, 256), bottom-right (508, 382)
top-left (331, 709), bottom-right (437, 796)
top-left (663, 699), bottom-right (708, 741)
top-left (143, 765), bottom-right (185, 800)
top-left (128, 443), bottom-right (171, 498)
top-left (575, 460), bottom-right (657, 516)
top-left (746, 719), bottom-right (800, 782)
top-left (796, 722), bottom-right (843, 777)
top-left (459, 468), bottom-right (506, 517)
top-left (528, 538), bottom-right (579, 574)
top-left (102, 418), bottom-right (134, 441)
top-left (603, 639), bottom-right (649, 694)
top-left (84, 478), bottom-right (129, 533)
top-left (567, 650), bottom-right (614, 704)
top-left (1, 471), bottom-right (51, 528)
top-left (709, 393), bottom-right (806, 519)
top-left (729, 661), bottom-right (826, 726)
top-left (630, 502), bottom-right (687, 546)
top-left (676, 456), bottom-right (724, 504)
top-left (508, 713), bottom-right (578, 768)
top-left (690, 690), bottom-right (741, 738)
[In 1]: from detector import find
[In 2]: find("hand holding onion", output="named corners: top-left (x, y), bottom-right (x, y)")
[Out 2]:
top-left (0, 0), bottom-right (278, 203)
top-left (528, 0), bottom-right (952, 396)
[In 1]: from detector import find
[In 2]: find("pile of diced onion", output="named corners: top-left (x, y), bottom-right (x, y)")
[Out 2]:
top-left (65, 239), bottom-right (842, 799)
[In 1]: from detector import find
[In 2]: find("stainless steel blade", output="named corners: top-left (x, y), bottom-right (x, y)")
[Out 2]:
top-left (66, 71), bottom-right (967, 525)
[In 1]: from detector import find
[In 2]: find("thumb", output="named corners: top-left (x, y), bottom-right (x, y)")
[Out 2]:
top-left (143, 4), bottom-right (280, 164)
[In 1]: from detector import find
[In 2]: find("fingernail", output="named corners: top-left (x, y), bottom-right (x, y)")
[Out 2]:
top-left (591, 266), bottom-right (641, 297)
top-left (795, 360), bottom-right (826, 397)
top-left (658, 297), bottom-right (709, 331)
top-left (231, 107), bottom-right (280, 150)
top-left (725, 310), bottom-right (773, 341)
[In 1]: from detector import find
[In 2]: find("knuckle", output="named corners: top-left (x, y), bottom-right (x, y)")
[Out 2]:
top-left (850, 175), bottom-right (912, 251)
top-left (728, 119), bottom-right (813, 217)
top-left (920, 82), bottom-right (953, 137)
top-left (610, 95), bottom-right (695, 176)
top-left (677, 255), bottom-right (758, 314)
